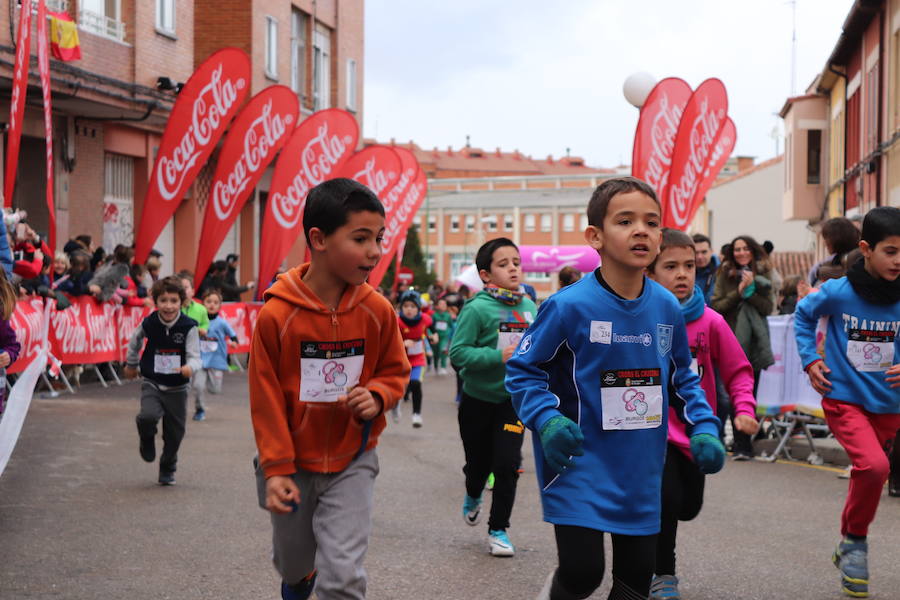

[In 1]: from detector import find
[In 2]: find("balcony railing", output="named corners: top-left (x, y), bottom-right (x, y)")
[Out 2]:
top-left (78, 9), bottom-right (126, 42)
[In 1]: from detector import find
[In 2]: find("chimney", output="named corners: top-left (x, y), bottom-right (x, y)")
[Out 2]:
top-left (546, 155), bottom-right (554, 164)
top-left (447, 145), bottom-right (454, 156)
top-left (390, 137), bottom-right (396, 146)
top-left (495, 147), bottom-right (502, 157)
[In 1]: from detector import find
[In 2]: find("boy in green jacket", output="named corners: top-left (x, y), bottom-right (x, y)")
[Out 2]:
top-left (449, 237), bottom-right (537, 558)
top-left (178, 273), bottom-right (209, 336)
top-left (429, 297), bottom-right (455, 375)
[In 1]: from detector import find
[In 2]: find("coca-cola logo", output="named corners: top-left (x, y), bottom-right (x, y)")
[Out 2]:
top-left (270, 123), bottom-right (350, 229)
top-left (9, 1), bottom-right (31, 133)
top-left (351, 158), bottom-right (397, 196)
top-left (643, 93), bottom-right (683, 193)
top-left (157, 65), bottom-right (245, 202)
top-left (382, 180), bottom-right (425, 251)
top-left (212, 101), bottom-right (290, 221)
top-left (382, 168), bottom-right (416, 213)
top-left (668, 97), bottom-right (725, 227)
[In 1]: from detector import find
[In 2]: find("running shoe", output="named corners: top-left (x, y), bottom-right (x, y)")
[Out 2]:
top-left (650, 574), bottom-right (681, 599)
top-left (193, 409), bottom-right (206, 421)
top-left (488, 529), bottom-right (515, 557)
top-left (462, 494), bottom-right (482, 526)
top-left (158, 470), bottom-right (176, 486)
top-left (281, 570), bottom-right (317, 600)
top-left (833, 538), bottom-right (869, 598)
top-left (139, 436), bottom-right (155, 463)
top-left (412, 413), bottom-right (423, 428)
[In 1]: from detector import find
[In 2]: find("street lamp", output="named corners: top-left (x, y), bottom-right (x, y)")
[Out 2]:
top-left (623, 72), bottom-right (657, 108)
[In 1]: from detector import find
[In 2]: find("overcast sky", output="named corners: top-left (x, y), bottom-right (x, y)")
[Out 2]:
top-left (363, 0), bottom-right (852, 168)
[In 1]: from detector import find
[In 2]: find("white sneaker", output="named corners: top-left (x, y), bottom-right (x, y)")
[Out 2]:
top-left (438, 368), bottom-right (448, 376)
top-left (391, 404), bottom-right (401, 424)
top-left (536, 571), bottom-right (554, 600)
top-left (488, 529), bottom-right (515, 557)
top-left (412, 413), bottom-right (423, 428)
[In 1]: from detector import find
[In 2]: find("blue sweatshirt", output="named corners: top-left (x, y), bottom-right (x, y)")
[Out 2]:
top-left (505, 273), bottom-right (720, 535)
top-left (794, 277), bottom-right (900, 414)
top-left (200, 315), bottom-right (237, 371)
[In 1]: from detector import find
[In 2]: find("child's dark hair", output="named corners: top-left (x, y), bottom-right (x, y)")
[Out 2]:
top-left (691, 233), bottom-right (711, 246)
top-left (202, 288), bottom-right (223, 302)
top-left (177, 270), bottom-right (194, 285)
top-left (303, 178), bottom-right (385, 245)
top-left (587, 176), bottom-right (660, 228)
top-left (821, 217), bottom-right (860, 255)
top-left (151, 275), bottom-right (186, 302)
top-left (475, 237), bottom-right (518, 273)
top-left (861, 206), bottom-right (900, 249)
top-left (648, 228), bottom-right (695, 272)
top-left (558, 266), bottom-right (582, 287)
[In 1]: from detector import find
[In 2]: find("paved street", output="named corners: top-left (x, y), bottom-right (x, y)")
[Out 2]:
top-left (3, 370), bottom-right (900, 599)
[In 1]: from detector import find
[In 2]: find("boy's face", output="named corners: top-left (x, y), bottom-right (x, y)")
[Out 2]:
top-left (53, 258), bottom-right (67, 274)
top-left (156, 292), bottom-right (182, 321)
top-left (309, 210), bottom-right (385, 287)
top-left (585, 191), bottom-right (661, 270)
top-left (180, 278), bottom-right (194, 301)
top-left (480, 246), bottom-right (521, 290)
top-left (649, 246), bottom-right (696, 301)
top-left (694, 242), bottom-right (712, 268)
top-left (861, 235), bottom-right (900, 281)
top-left (203, 294), bottom-right (222, 315)
top-left (401, 300), bottom-right (419, 319)
top-left (436, 300), bottom-right (447, 312)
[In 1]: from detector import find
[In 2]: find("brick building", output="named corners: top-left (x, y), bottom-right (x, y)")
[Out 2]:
top-left (0, 0), bottom-right (364, 288)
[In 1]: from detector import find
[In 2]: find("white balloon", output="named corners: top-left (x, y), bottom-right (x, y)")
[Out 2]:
top-left (623, 72), bottom-right (658, 108)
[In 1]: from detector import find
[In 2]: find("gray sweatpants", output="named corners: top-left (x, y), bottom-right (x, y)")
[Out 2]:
top-left (254, 450), bottom-right (379, 600)
top-left (135, 381), bottom-right (187, 473)
top-left (192, 368), bottom-right (223, 412)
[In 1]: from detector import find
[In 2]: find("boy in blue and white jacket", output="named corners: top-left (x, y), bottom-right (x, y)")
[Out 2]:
top-left (506, 177), bottom-right (723, 600)
top-left (795, 206), bottom-right (900, 599)
top-left (192, 289), bottom-right (238, 421)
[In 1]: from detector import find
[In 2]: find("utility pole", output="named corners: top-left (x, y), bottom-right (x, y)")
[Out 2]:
top-left (789, 0), bottom-right (798, 96)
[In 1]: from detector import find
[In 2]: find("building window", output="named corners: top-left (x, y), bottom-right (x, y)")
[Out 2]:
top-left (465, 215), bottom-right (475, 233)
top-left (291, 10), bottom-right (308, 97)
top-left (526, 271), bottom-right (551, 282)
top-left (79, 0), bottom-right (125, 41)
top-left (524, 214), bottom-right (535, 232)
top-left (156, 0), bottom-right (175, 34)
top-left (313, 27), bottom-right (331, 110)
top-left (413, 215), bottom-right (422, 227)
top-left (580, 215), bottom-right (588, 231)
top-left (428, 215), bottom-right (437, 232)
top-left (265, 16), bottom-right (278, 79)
top-left (541, 214), bottom-right (552, 232)
top-left (504, 214), bottom-right (514, 231)
top-left (807, 129), bottom-right (822, 185)
top-left (450, 253), bottom-right (474, 279)
top-left (426, 257), bottom-right (435, 274)
top-left (485, 215), bottom-right (498, 232)
top-left (563, 214), bottom-right (574, 232)
top-left (346, 59), bottom-right (358, 112)
top-left (450, 215), bottom-right (460, 232)
top-left (103, 153), bottom-right (135, 252)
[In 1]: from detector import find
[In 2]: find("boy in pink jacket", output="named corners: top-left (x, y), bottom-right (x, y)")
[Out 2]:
top-left (646, 228), bottom-right (759, 599)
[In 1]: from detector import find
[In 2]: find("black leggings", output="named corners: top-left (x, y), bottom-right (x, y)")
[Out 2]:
top-left (406, 379), bottom-right (422, 414)
top-left (457, 393), bottom-right (524, 531)
top-left (551, 525), bottom-right (656, 600)
top-left (655, 445), bottom-right (705, 575)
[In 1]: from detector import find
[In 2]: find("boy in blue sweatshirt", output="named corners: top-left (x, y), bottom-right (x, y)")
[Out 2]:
top-left (795, 206), bottom-right (900, 599)
top-left (506, 177), bottom-right (724, 600)
top-left (192, 288), bottom-right (238, 421)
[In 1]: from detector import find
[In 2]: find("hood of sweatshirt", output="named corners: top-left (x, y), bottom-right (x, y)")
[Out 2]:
top-left (264, 263), bottom-right (375, 314)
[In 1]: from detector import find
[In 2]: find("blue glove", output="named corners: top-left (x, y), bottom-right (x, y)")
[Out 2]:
top-left (539, 415), bottom-right (584, 474)
top-left (690, 433), bottom-right (726, 474)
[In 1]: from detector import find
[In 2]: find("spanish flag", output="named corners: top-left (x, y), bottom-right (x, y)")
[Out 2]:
top-left (49, 12), bottom-right (81, 61)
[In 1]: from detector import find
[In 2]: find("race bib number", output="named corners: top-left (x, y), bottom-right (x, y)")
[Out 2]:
top-left (600, 368), bottom-right (664, 431)
top-left (299, 339), bottom-right (365, 403)
top-left (407, 339), bottom-right (424, 355)
top-left (846, 329), bottom-right (895, 372)
top-left (200, 339), bottom-right (219, 354)
top-left (498, 321), bottom-right (529, 349)
top-left (435, 321), bottom-right (449, 332)
top-left (154, 351), bottom-right (182, 375)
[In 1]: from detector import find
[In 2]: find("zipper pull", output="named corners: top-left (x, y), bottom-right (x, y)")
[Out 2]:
top-left (331, 311), bottom-right (338, 326)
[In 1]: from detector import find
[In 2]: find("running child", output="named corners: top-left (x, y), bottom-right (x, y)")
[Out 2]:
top-left (249, 178), bottom-right (409, 600)
top-left (646, 228), bottom-right (758, 599)
top-left (396, 289), bottom-right (433, 427)
top-left (430, 297), bottom-right (455, 375)
top-left (449, 237), bottom-right (537, 557)
top-left (192, 288), bottom-right (238, 421)
top-left (124, 276), bottom-right (201, 486)
top-left (505, 177), bottom-right (723, 600)
top-left (795, 206), bottom-right (900, 598)
top-left (178, 272), bottom-right (209, 336)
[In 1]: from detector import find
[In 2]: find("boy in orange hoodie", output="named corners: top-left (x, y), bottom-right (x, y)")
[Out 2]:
top-left (249, 178), bottom-right (410, 600)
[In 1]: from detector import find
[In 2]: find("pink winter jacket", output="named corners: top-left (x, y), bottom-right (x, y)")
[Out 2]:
top-left (669, 306), bottom-right (757, 459)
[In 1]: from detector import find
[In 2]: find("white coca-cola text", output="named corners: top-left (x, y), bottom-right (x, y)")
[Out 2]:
top-left (642, 93), bottom-right (684, 195)
top-left (381, 180), bottom-right (425, 253)
top-left (351, 158), bottom-right (396, 196)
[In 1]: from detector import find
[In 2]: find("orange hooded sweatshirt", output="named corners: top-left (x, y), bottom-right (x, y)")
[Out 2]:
top-left (249, 264), bottom-right (410, 477)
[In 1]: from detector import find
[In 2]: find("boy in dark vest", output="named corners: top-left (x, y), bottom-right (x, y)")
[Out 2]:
top-left (124, 275), bottom-right (202, 485)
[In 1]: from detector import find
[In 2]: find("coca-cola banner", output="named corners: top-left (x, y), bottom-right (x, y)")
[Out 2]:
top-left (133, 48), bottom-right (251, 263)
top-left (662, 78), bottom-right (728, 229)
top-left (193, 86), bottom-right (298, 287)
top-left (4, 0), bottom-right (33, 208)
top-left (218, 301), bottom-right (262, 354)
top-left (631, 78), bottom-right (692, 202)
top-left (257, 108), bottom-right (359, 297)
top-left (8, 297), bottom-right (45, 374)
top-left (686, 117), bottom-right (737, 227)
top-left (368, 147), bottom-right (418, 287)
top-left (48, 296), bottom-right (119, 365)
top-left (337, 145), bottom-right (402, 199)
top-left (37, 0), bottom-right (56, 253)
top-left (368, 167), bottom-right (427, 288)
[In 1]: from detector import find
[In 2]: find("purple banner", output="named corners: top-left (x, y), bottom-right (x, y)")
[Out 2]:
top-left (519, 246), bottom-right (600, 273)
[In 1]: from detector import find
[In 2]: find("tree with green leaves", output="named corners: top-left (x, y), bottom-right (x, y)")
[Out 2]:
top-left (382, 225), bottom-right (436, 291)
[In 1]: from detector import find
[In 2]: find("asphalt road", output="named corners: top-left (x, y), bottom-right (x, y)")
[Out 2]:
top-left (2, 371), bottom-right (900, 599)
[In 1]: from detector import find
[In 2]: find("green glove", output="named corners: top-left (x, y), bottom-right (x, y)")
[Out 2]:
top-left (690, 433), bottom-right (726, 474)
top-left (539, 415), bottom-right (584, 474)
